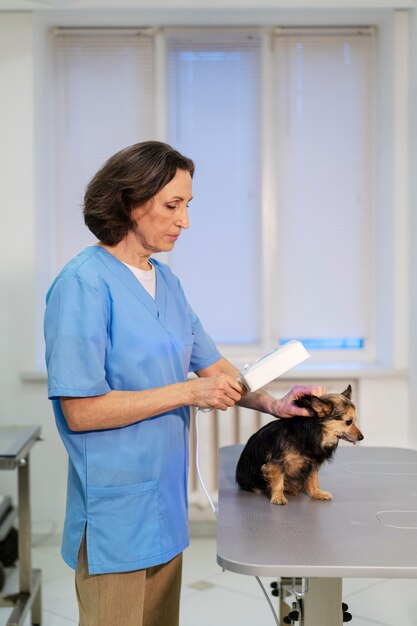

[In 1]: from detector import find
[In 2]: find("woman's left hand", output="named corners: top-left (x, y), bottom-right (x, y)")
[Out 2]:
top-left (270, 384), bottom-right (327, 418)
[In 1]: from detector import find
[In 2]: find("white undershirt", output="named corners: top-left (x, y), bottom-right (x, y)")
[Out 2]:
top-left (123, 261), bottom-right (156, 299)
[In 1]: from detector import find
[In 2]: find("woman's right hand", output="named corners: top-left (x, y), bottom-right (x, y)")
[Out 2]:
top-left (187, 374), bottom-right (244, 411)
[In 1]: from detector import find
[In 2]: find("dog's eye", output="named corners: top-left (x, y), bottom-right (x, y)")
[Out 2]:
top-left (345, 419), bottom-right (353, 426)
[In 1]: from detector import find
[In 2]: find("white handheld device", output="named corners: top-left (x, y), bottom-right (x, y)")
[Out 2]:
top-left (237, 340), bottom-right (310, 392)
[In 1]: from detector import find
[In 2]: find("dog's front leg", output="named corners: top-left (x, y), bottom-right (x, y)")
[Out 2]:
top-left (305, 467), bottom-right (333, 501)
top-left (261, 462), bottom-right (287, 505)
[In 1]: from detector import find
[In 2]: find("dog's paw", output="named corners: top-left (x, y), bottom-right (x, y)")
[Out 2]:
top-left (270, 493), bottom-right (288, 505)
top-left (311, 490), bottom-right (333, 501)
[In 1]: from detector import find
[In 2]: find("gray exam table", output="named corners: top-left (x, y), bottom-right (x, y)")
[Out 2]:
top-left (217, 445), bottom-right (417, 625)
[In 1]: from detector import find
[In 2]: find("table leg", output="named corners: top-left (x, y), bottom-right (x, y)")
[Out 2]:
top-left (18, 458), bottom-right (31, 594)
top-left (279, 578), bottom-right (302, 622)
top-left (279, 577), bottom-right (292, 622)
top-left (302, 578), bottom-right (343, 626)
top-left (31, 581), bottom-right (42, 626)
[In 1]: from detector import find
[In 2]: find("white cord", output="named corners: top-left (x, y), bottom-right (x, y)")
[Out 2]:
top-left (194, 407), bottom-right (281, 625)
top-left (256, 576), bottom-right (280, 626)
top-left (195, 407), bottom-right (218, 517)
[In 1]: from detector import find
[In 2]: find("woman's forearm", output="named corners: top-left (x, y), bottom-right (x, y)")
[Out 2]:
top-left (61, 366), bottom-right (245, 431)
top-left (60, 355), bottom-right (323, 432)
top-left (60, 384), bottom-right (193, 432)
top-left (196, 356), bottom-right (326, 418)
top-left (196, 356), bottom-right (275, 414)
top-left (236, 389), bottom-right (275, 414)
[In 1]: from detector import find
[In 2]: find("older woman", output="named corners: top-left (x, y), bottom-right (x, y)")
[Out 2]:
top-left (44, 141), bottom-right (324, 626)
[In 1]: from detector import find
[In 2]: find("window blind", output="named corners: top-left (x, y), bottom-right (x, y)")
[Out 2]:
top-left (50, 28), bottom-right (375, 355)
top-left (53, 32), bottom-right (155, 272)
top-left (166, 31), bottom-right (262, 345)
top-left (274, 31), bottom-right (374, 349)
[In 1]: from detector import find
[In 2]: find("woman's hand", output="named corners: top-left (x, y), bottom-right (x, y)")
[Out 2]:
top-left (187, 374), bottom-right (245, 411)
top-left (270, 384), bottom-right (327, 418)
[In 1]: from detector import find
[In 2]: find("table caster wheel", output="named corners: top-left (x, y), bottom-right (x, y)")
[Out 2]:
top-left (270, 581), bottom-right (279, 596)
top-left (343, 611), bottom-right (353, 622)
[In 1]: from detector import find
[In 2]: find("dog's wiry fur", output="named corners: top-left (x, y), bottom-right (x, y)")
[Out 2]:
top-left (235, 385), bottom-right (363, 505)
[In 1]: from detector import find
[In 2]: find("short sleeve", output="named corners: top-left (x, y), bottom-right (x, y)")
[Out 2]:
top-left (44, 275), bottom-right (111, 399)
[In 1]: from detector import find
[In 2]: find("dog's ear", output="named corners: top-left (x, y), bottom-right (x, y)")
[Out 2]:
top-left (294, 394), bottom-right (334, 418)
top-left (341, 385), bottom-right (352, 399)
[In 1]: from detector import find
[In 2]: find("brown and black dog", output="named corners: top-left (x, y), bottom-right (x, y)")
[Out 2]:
top-left (235, 385), bottom-right (363, 505)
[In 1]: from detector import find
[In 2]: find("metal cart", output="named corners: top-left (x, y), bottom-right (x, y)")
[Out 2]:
top-left (0, 426), bottom-right (42, 626)
top-left (0, 495), bottom-right (18, 590)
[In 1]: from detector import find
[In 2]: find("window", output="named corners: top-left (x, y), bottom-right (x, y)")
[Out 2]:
top-left (51, 27), bottom-right (375, 361)
top-left (273, 29), bottom-right (374, 356)
top-left (167, 31), bottom-right (262, 344)
top-left (53, 30), bottom-right (155, 272)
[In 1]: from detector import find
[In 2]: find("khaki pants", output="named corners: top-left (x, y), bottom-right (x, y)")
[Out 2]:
top-left (75, 534), bottom-right (183, 626)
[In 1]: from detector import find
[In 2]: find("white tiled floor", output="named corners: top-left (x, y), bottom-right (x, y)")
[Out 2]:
top-left (1, 536), bottom-right (417, 626)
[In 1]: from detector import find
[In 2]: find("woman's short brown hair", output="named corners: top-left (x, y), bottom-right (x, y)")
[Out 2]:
top-left (83, 141), bottom-right (195, 245)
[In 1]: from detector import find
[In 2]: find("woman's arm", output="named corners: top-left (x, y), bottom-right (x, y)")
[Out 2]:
top-left (61, 370), bottom-right (244, 431)
top-left (196, 357), bottom-right (326, 418)
top-left (61, 355), bottom-right (324, 432)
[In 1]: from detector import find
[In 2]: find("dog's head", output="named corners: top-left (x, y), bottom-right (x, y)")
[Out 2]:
top-left (295, 385), bottom-right (364, 446)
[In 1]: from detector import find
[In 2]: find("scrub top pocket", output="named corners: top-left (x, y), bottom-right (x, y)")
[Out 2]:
top-left (87, 480), bottom-right (161, 570)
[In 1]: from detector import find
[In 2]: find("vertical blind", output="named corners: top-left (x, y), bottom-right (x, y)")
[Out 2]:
top-left (166, 31), bottom-right (262, 344)
top-left (53, 32), bottom-right (155, 273)
top-left (274, 31), bottom-right (374, 349)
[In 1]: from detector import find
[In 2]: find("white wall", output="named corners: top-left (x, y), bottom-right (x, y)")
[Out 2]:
top-left (0, 4), bottom-right (415, 535)
top-left (409, 7), bottom-right (417, 449)
top-left (0, 12), bottom-right (68, 537)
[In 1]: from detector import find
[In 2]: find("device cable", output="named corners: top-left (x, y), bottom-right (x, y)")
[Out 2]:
top-left (195, 406), bottom-right (280, 626)
top-left (255, 576), bottom-right (280, 626)
top-left (195, 407), bottom-right (218, 517)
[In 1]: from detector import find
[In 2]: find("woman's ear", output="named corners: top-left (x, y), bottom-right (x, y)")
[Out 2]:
top-left (294, 394), bottom-right (334, 418)
top-left (341, 384), bottom-right (352, 399)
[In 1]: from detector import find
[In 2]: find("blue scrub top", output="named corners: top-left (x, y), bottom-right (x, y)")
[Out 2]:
top-left (44, 246), bottom-right (221, 574)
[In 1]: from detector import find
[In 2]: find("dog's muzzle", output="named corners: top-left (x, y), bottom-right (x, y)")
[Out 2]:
top-left (339, 431), bottom-right (364, 445)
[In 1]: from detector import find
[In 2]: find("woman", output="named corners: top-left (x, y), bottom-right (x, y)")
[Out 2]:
top-left (44, 141), bottom-right (324, 626)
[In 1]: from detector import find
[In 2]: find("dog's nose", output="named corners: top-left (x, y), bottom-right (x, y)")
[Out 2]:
top-left (357, 432), bottom-right (364, 441)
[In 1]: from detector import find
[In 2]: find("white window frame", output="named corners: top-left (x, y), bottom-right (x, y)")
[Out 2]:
top-left (159, 26), bottom-right (378, 364)
top-left (270, 26), bottom-right (376, 365)
top-left (31, 9), bottom-right (410, 374)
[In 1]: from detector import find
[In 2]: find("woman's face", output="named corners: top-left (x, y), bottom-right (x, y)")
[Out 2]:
top-left (130, 168), bottom-right (192, 255)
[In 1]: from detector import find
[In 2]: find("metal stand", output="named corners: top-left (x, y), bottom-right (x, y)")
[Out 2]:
top-left (0, 426), bottom-right (42, 625)
top-left (278, 577), bottom-right (343, 625)
top-left (303, 578), bottom-right (343, 625)
top-left (278, 577), bottom-right (302, 624)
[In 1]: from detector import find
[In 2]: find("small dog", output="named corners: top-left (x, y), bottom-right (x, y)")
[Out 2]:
top-left (235, 385), bottom-right (363, 505)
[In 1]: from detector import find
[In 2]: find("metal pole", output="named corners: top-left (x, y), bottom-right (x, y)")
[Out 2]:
top-left (302, 578), bottom-right (343, 626)
top-left (17, 457), bottom-right (31, 594)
